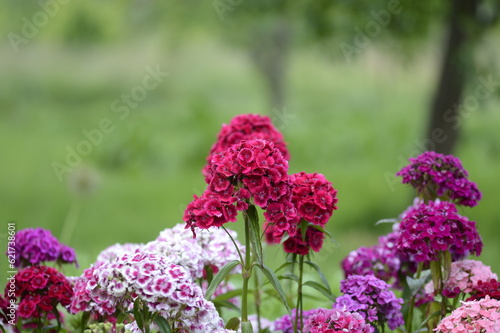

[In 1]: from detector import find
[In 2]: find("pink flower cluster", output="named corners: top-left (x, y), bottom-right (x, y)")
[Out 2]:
top-left (274, 308), bottom-right (318, 333)
top-left (435, 296), bottom-right (500, 333)
top-left (303, 308), bottom-right (374, 333)
top-left (333, 274), bottom-right (404, 330)
top-left (264, 172), bottom-right (338, 255)
top-left (396, 200), bottom-right (482, 263)
top-left (203, 114), bottom-right (289, 179)
top-left (71, 252), bottom-right (225, 332)
top-left (184, 139), bottom-right (298, 236)
top-left (10, 227), bottom-right (77, 268)
top-left (396, 151), bottom-right (481, 207)
top-left (9, 265), bottom-right (73, 319)
top-left (425, 260), bottom-right (498, 298)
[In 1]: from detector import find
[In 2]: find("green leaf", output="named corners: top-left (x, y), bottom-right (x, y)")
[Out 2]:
top-left (406, 269), bottom-right (431, 297)
top-left (278, 272), bottom-right (299, 282)
top-left (225, 317), bottom-right (241, 330)
top-left (274, 259), bottom-right (295, 273)
top-left (154, 315), bottom-right (172, 333)
top-left (375, 218), bottom-right (400, 225)
top-left (213, 300), bottom-right (241, 312)
top-left (116, 312), bottom-right (129, 324)
top-left (246, 205), bottom-right (264, 267)
top-left (241, 321), bottom-right (253, 333)
top-left (133, 298), bottom-right (144, 330)
top-left (213, 288), bottom-right (243, 302)
top-left (205, 260), bottom-right (241, 299)
top-left (257, 264), bottom-right (290, 312)
top-left (302, 281), bottom-right (336, 302)
top-left (304, 260), bottom-right (332, 293)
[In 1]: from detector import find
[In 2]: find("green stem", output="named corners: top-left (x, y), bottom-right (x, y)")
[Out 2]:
top-left (241, 210), bottom-right (253, 323)
top-left (294, 255), bottom-right (304, 333)
top-left (253, 272), bottom-right (262, 332)
top-left (406, 262), bottom-right (424, 333)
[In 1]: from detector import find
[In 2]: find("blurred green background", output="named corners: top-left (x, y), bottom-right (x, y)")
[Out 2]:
top-left (1, 0), bottom-right (499, 318)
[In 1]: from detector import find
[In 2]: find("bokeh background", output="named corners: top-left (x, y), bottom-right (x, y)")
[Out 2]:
top-left (1, 0), bottom-right (499, 318)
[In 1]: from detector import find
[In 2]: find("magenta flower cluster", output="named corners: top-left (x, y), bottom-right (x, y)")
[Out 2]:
top-left (396, 151), bottom-right (481, 207)
top-left (303, 308), bottom-right (374, 333)
top-left (425, 259), bottom-right (498, 298)
top-left (10, 227), bottom-right (77, 268)
top-left (396, 200), bottom-right (482, 263)
top-left (334, 274), bottom-right (404, 330)
top-left (273, 308), bottom-right (318, 333)
top-left (184, 139), bottom-right (299, 236)
top-left (203, 114), bottom-right (289, 179)
top-left (435, 296), bottom-right (500, 333)
top-left (71, 252), bottom-right (225, 332)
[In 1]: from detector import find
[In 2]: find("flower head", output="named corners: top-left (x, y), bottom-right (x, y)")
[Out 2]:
top-left (396, 151), bottom-right (481, 206)
top-left (424, 259), bottom-right (498, 298)
top-left (435, 296), bottom-right (500, 333)
top-left (303, 308), bottom-right (374, 333)
top-left (185, 139), bottom-right (298, 235)
top-left (9, 227), bottom-right (77, 268)
top-left (467, 279), bottom-right (500, 301)
top-left (396, 200), bottom-right (482, 263)
top-left (7, 266), bottom-right (73, 320)
top-left (274, 308), bottom-right (318, 333)
top-left (203, 114), bottom-right (289, 179)
top-left (333, 274), bottom-right (404, 330)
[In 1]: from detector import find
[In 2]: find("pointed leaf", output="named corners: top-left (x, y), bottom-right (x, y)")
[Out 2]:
top-left (302, 281), bottom-right (336, 302)
top-left (257, 264), bottom-right (290, 312)
top-left (278, 272), bottom-right (299, 282)
top-left (246, 205), bottom-right (263, 267)
top-left (304, 261), bottom-right (332, 293)
top-left (375, 218), bottom-right (399, 225)
top-left (406, 270), bottom-right (431, 297)
top-left (133, 298), bottom-right (144, 330)
top-left (205, 260), bottom-right (241, 299)
top-left (154, 316), bottom-right (172, 333)
top-left (213, 288), bottom-right (244, 302)
top-left (226, 317), bottom-right (241, 330)
top-left (214, 299), bottom-right (241, 312)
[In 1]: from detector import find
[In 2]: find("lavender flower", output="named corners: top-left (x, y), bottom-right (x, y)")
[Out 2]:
top-left (334, 274), bottom-right (404, 330)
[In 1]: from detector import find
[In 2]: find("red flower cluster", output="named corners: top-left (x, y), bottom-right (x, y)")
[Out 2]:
top-left (184, 140), bottom-right (298, 235)
top-left (396, 200), bottom-right (483, 263)
top-left (203, 114), bottom-right (289, 179)
top-left (7, 266), bottom-right (73, 319)
top-left (466, 279), bottom-right (500, 302)
top-left (264, 172), bottom-right (337, 255)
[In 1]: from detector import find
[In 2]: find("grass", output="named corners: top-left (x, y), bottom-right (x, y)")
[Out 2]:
top-left (1, 32), bottom-right (499, 320)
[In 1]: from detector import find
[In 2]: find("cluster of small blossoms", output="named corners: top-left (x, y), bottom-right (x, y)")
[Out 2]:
top-left (184, 139), bottom-right (298, 236)
top-left (303, 308), bottom-right (374, 333)
top-left (396, 151), bottom-right (481, 207)
top-left (7, 265), bottom-right (73, 319)
top-left (157, 223), bottom-right (244, 274)
top-left (396, 200), bottom-right (482, 263)
top-left (96, 243), bottom-right (144, 263)
top-left (264, 172), bottom-right (338, 255)
top-left (10, 227), bottom-right (77, 268)
top-left (435, 296), bottom-right (500, 333)
top-left (467, 279), bottom-right (500, 301)
top-left (203, 114), bottom-right (289, 179)
top-left (424, 260), bottom-right (498, 298)
top-left (333, 274), bottom-right (404, 330)
top-left (75, 252), bottom-right (225, 332)
top-left (273, 308), bottom-right (318, 333)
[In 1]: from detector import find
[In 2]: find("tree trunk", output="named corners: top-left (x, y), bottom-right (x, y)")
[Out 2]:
top-left (426, 0), bottom-right (480, 155)
top-left (250, 18), bottom-right (291, 112)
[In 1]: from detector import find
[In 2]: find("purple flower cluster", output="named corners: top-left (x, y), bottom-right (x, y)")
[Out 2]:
top-left (184, 139), bottom-right (298, 236)
top-left (274, 308), bottom-right (318, 333)
top-left (396, 200), bottom-right (483, 263)
top-left (333, 274), bottom-right (404, 330)
top-left (303, 308), bottom-right (374, 333)
top-left (203, 114), bottom-right (289, 179)
top-left (396, 151), bottom-right (481, 207)
top-left (71, 252), bottom-right (225, 332)
top-left (10, 228), bottom-right (77, 268)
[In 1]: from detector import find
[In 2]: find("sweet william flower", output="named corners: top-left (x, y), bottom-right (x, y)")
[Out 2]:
top-left (303, 308), bottom-right (374, 333)
top-left (203, 114), bottom-right (289, 179)
top-left (396, 151), bottom-right (481, 207)
top-left (396, 200), bottom-right (482, 263)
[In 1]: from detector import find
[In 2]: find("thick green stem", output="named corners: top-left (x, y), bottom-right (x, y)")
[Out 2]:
top-left (253, 272), bottom-right (262, 332)
top-left (241, 210), bottom-right (253, 323)
top-left (406, 262), bottom-right (424, 333)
